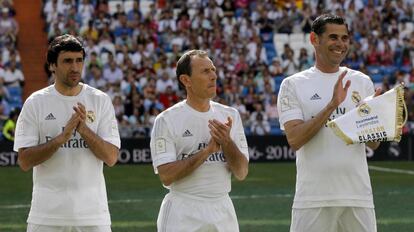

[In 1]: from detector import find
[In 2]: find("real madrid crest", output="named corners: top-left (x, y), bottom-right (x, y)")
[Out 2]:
top-left (357, 103), bottom-right (371, 117)
top-left (351, 91), bottom-right (361, 104)
top-left (86, 110), bottom-right (96, 123)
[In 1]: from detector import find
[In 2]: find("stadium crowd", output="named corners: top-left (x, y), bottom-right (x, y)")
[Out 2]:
top-left (0, 0), bottom-right (23, 141)
top-left (3, 0), bottom-right (414, 138)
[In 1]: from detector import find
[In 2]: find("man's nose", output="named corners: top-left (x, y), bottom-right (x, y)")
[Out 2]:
top-left (211, 71), bottom-right (217, 80)
top-left (70, 62), bottom-right (81, 71)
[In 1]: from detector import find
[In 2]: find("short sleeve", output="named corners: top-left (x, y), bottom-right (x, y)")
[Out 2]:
top-left (277, 78), bottom-right (304, 130)
top-left (365, 78), bottom-right (375, 97)
top-left (150, 115), bottom-right (177, 173)
top-left (14, 98), bottom-right (39, 151)
top-left (231, 109), bottom-right (249, 161)
top-left (97, 94), bottom-right (121, 148)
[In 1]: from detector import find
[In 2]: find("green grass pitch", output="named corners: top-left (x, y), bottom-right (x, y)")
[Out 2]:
top-left (1, 161), bottom-right (413, 231)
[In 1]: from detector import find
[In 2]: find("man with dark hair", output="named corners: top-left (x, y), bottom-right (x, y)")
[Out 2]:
top-left (150, 49), bottom-right (249, 231)
top-left (277, 14), bottom-right (380, 232)
top-left (14, 34), bottom-right (120, 232)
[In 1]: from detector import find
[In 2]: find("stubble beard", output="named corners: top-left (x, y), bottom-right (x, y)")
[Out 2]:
top-left (62, 75), bottom-right (81, 88)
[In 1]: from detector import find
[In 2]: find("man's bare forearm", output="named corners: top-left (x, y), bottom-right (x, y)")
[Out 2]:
top-left (157, 148), bottom-right (213, 186)
top-left (77, 126), bottom-right (118, 166)
top-left (285, 102), bottom-right (337, 151)
top-left (18, 134), bottom-right (65, 171)
top-left (222, 140), bottom-right (248, 180)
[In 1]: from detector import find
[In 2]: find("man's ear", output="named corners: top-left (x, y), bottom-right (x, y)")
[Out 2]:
top-left (310, 32), bottom-right (319, 46)
top-left (179, 74), bottom-right (190, 88)
top-left (49, 63), bottom-right (56, 74)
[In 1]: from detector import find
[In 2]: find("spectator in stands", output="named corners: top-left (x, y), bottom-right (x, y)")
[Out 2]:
top-left (250, 112), bottom-right (270, 135)
top-left (143, 91), bottom-right (164, 112)
top-left (120, 70), bottom-right (137, 95)
top-left (0, 79), bottom-right (9, 117)
top-left (234, 55), bottom-right (249, 76)
top-left (282, 49), bottom-right (299, 76)
top-left (222, 0), bottom-right (235, 18)
top-left (300, 4), bottom-right (315, 33)
top-left (128, 110), bottom-right (147, 138)
top-left (177, 13), bottom-right (191, 31)
top-left (125, 92), bottom-right (144, 117)
top-left (94, 11), bottom-right (111, 31)
top-left (126, 1), bottom-right (142, 22)
top-left (261, 82), bottom-right (275, 105)
top-left (232, 97), bottom-right (249, 124)
top-left (393, 70), bottom-right (409, 87)
top-left (2, 106), bottom-right (19, 142)
top-left (269, 57), bottom-right (284, 77)
top-left (0, 60), bottom-right (4, 77)
top-left (81, 20), bottom-right (99, 42)
top-left (156, 71), bottom-right (175, 93)
top-left (158, 85), bottom-right (178, 109)
top-left (60, 0), bottom-right (73, 17)
top-left (278, 14), bottom-right (381, 232)
top-left (158, 10), bottom-right (176, 33)
top-left (380, 42), bottom-right (394, 66)
top-left (275, 8), bottom-right (293, 34)
top-left (43, 0), bottom-right (60, 25)
top-left (96, 0), bottom-right (109, 14)
top-left (98, 33), bottom-right (116, 57)
top-left (156, 57), bottom-right (175, 80)
top-left (281, 43), bottom-right (294, 60)
top-left (345, 51), bottom-right (364, 70)
top-left (0, 8), bottom-right (18, 40)
top-left (365, 43), bottom-right (381, 66)
top-left (265, 94), bottom-right (279, 126)
top-left (86, 51), bottom-right (103, 69)
top-left (78, 0), bottom-right (94, 26)
top-left (3, 60), bottom-right (24, 87)
top-left (65, 8), bottom-right (82, 32)
top-left (143, 105), bottom-right (159, 134)
top-left (4, 48), bottom-right (21, 68)
top-left (249, 102), bottom-right (268, 126)
top-left (103, 60), bottom-right (123, 87)
top-left (86, 64), bottom-right (107, 91)
top-left (113, 13), bottom-right (133, 45)
top-left (112, 94), bottom-right (125, 119)
top-left (118, 115), bottom-right (133, 138)
top-left (298, 48), bottom-right (313, 71)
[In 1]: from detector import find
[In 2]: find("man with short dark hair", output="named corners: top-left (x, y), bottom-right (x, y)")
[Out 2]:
top-left (150, 49), bottom-right (249, 231)
top-left (278, 14), bottom-right (381, 232)
top-left (14, 34), bottom-right (120, 232)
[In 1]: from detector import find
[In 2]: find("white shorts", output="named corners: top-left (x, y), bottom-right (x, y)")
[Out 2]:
top-left (290, 207), bottom-right (377, 232)
top-left (157, 192), bottom-right (239, 232)
top-left (27, 224), bottom-right (111, 232)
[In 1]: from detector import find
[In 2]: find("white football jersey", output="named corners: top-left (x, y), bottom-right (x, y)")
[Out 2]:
top-left (150, 100), bottom-right (249, 198)
top-left (14, 84), bottom-right (120, 226)
top-left (278, 67), bottom-right (375, 209)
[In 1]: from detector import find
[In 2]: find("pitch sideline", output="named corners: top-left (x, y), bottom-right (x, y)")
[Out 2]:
top-left (1, 165), bottom-right (412, 210)
top-left (368, 165), bottom-right (414, 175)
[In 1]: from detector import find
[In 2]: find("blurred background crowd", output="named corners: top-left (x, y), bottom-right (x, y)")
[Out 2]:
top-left (0, 0), bottom-right (413, 139)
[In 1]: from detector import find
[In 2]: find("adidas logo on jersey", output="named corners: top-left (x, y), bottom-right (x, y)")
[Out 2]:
top-left (182, 129), bottom-right (193, 137)
top-left (310, 93), bottom-right (321, 100)
top-left (45, 113), bottom-right (56, 120)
